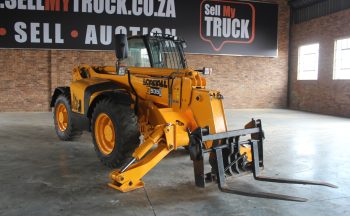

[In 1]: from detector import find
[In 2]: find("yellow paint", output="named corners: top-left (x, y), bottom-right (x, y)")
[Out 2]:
top-left (180, 77), bottom-right (192, 111)
top-left (109, 135), bottom-right (171, 192)
top-left (56, 103), bottom-right (68, 131)
top-left (171, 78), bottom-right (182, 111)
top-left (70, 77), bottom-right (110, 113)
top-left (94, 113), bottom-right (115, 155)
top-left (72, 65), bottom-right (207, 109)
top-left (67, 64), bottom-right (231, 192)
top-left (132, 126), bottom-right (165, 160)
top-left (240, 145), bottom-right (253, 162)
top-left (189, 89), bottom-right (227, 148)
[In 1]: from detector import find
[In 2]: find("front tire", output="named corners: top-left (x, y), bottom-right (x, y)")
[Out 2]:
top-left (53, 94), bottom-right (82, 141)
top-left (91, 98), bottom-right (140, 168)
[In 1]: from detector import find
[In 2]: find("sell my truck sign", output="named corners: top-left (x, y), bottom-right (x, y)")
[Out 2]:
top-left (201, 0), bottom-right (255, 51)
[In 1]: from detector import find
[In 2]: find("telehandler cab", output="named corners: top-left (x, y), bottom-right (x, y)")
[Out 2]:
top-left (51, 34), bottom-right (336, 202)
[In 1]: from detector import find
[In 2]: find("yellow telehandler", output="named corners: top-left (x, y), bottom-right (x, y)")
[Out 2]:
top-left (51, 34), bottom-right (336, 202)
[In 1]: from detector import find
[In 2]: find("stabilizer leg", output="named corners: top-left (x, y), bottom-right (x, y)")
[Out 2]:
top-left (109, 144), bottom-right (171, 192)
top-left (109, 125), bottom-right (173, 192)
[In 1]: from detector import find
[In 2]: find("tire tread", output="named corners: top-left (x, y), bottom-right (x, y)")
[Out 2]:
top-left (91, 98), bottom-right (140, 168)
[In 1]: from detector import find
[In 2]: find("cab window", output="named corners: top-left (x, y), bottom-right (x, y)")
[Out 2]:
top-left (125, 38), bottom-right (151, 67)
top-left (148, 38), bottom-right (185, 69)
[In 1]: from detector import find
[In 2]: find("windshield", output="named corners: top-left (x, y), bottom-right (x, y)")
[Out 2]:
top-left (125, 38), bottom-right (151, 67)
top-left (125, 36), bottom-right (187, 70)
top-left (148, 37), bottom-right (186, 69)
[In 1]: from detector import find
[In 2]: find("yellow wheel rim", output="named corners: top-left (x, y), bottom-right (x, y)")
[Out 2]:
top-left (56, 103), bottom-right (68, 132)
top-left (95, 113), bottom-right (115, 155)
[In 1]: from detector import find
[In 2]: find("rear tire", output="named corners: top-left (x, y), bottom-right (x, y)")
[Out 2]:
top-left (91, 98), bottom-right (140, 168)
top-left (53, 94), bottom-right (82, 141)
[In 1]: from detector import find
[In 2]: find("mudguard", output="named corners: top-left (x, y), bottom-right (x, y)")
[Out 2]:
top-left (50, 87), bottom-right (70, 107)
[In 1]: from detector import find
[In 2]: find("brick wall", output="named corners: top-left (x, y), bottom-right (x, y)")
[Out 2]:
top-left (0, 50), bottom-right (51, 111)
top-left (0, 0), bottom-right (289, 112)
top-left (290, 9), bottom-right (350, 117)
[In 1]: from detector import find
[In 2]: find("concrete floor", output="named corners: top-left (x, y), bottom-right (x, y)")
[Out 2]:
top-left (0, 109), bottom-right (350, 216)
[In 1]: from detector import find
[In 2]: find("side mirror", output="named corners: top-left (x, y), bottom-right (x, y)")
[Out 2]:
top-left (115, 34), bottom-right (128, 60)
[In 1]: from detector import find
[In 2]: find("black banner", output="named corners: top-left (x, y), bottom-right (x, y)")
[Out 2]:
top-left (0, 0), bottom-right (278, 57)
